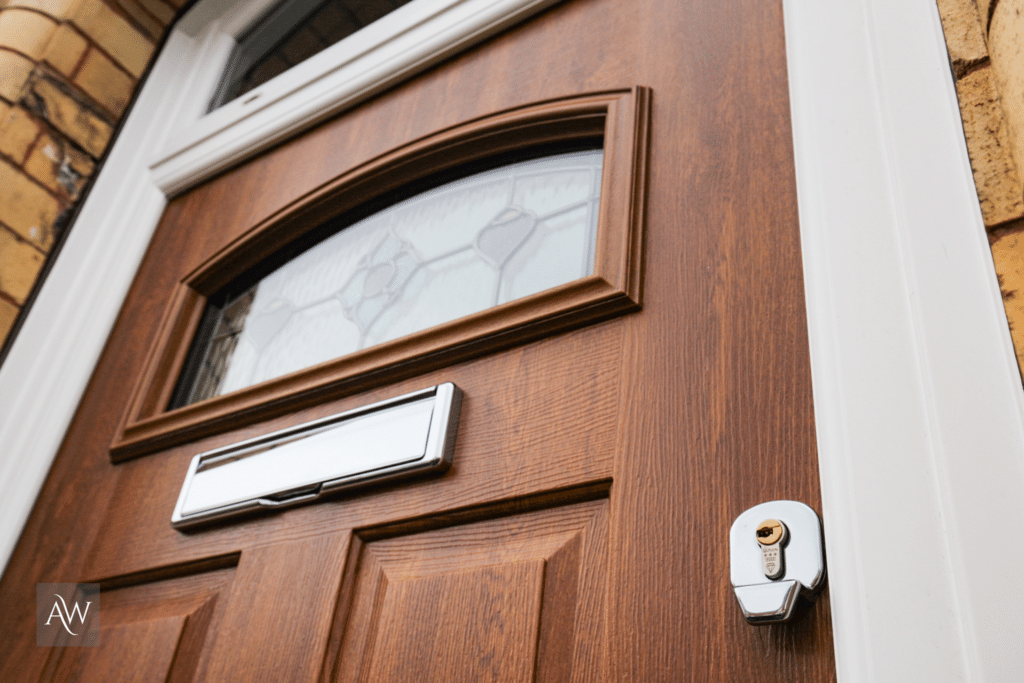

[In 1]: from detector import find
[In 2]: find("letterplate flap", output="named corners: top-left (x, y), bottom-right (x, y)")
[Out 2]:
top-left (171, 383), bottom-right (461, 528)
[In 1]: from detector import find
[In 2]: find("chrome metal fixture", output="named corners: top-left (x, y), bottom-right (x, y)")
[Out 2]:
top-left (171, 383), bottom-right (461, 528)
top-left (729, 500), bottom-right (825, 624)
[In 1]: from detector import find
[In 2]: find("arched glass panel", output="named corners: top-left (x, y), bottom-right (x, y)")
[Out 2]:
top-left (174, 149), bottom-right (604, 406)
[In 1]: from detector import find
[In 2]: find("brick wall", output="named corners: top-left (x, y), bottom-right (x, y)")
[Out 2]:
top-left (938, 0), bottom-right (1024, 380)
top-left (0, 0), bottom-right (181, 347)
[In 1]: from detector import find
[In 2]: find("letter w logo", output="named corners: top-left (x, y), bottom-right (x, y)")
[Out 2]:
top-left (45, 594), bottom-right (91, 636)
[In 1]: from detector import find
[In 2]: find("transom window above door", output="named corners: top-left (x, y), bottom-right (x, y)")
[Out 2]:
top-left (209, 0), bottom-right (414, 110)
top-left (172, 149), bottom-right (604, 407)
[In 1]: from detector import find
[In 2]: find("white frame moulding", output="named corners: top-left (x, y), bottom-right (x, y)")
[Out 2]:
top-left (784, 0), bottom-right (1024, 680)
top-left (0, 0), bottom-right (1022, 678)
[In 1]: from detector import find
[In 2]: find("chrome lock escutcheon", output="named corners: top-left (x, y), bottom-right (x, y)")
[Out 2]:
top-left (730, 501), bottom-right (825, 624)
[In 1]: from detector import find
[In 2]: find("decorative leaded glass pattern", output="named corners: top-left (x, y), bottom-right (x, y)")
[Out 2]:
top-left (175, 150), bottom-right (603, 406)
top-left (211, 0), bottom-right (413, 110)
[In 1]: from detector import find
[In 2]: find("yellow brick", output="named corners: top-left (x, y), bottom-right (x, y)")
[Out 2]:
top-left (937, 0), bottom-right (989, 77)
top-left (71, 0), bottom-right (152, 77)
top-left (990, 2), bottom-right (1024, 200)
top-left (0, 160), bottom-right (59, 249)
top-left (24, 128), bottom-right (93, 196)
top-left (978, 0), bottom-right (993, 36)
top-left (0, 47), bottom-right (35, 101)
top-left (73, 46), bottom-right (132, 115)
top-left (955, 65), bottom-right (1024, 226)
top-left (0, 225), bottom-right (45, 304)
top-left (2, 0), bottom-right (83, 21)
top-left (991, 228), bottom-right (1024, 377)
top-left (136, 0), bottom-right (172, 24)
top-left (113, 0), bottom-right (162, 41)
top-left (0, 104), bottom-right (39, 163)
top-left (28, 78), bottom-right (111, 156)
top-left (42, 23), bottom-right (86, 77)
top-left (0, 296), bottom-right (18, 344)
top-left (0, 9), bottom-right (58, 60)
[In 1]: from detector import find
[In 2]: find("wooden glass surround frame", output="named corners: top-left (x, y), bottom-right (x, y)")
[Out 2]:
top-left (110, 88), bottom-right (651, 461)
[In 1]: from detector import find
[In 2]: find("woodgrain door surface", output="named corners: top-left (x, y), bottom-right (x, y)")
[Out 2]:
top-left (0, 0), bottom-right (837, 681)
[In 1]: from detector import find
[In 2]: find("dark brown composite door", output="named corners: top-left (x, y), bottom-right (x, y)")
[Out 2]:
top-left (0, 0), bottom-right (837, 681)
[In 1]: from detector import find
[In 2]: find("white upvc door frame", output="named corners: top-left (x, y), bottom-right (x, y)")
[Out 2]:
top-left (1, 0), bottom-right (1022, 679)
top-left (785, 0), bottom-right (1024, 679)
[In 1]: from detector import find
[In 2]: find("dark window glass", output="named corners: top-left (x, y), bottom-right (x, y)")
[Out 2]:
top-left (210, 0), bottom-right (413, 110)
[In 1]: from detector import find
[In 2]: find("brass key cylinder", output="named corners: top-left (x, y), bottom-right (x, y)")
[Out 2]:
top-left (756, 519), bottom-right (785, 546)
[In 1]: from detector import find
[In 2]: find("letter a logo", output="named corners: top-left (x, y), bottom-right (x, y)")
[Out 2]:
top-left (37, 583), bottom-right (100, 647)
top-left (45, 594), bottom-right (91, 636)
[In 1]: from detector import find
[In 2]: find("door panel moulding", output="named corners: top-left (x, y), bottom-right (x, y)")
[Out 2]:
top-left (0, 0), bottom-right (1021, 680)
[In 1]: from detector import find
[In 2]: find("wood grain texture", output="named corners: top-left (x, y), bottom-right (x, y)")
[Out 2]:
top-left (333, 499), bottom-right (609, 683)
top-left (58, 616), bottom-right (189, 683)
top-left (84, 325), bottom-right (621, 580)
top-left (597, 0), bottom-right (837, 680)
top-left (365, 562), bottom-right (545, 683)
top-left (40, 562), bottom-right (233, 683)
top-left (194, 533), bottom-right (350, 683)
top-left (0, 0), bottom-right (835, 680)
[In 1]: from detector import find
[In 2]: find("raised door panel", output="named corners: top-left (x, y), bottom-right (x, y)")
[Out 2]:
top-left (67, 618), bottom-right (189, 683)
top-left (39, 564), bottom-right (233, 683)
top-left (334, 499), bottom-right (609, 683)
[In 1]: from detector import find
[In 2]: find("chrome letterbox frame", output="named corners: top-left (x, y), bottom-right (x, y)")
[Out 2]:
top-left (171, 383), bottom-right (462, 529)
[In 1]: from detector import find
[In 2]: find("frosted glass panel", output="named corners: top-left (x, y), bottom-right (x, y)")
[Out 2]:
top-left (176, 149), bottom-right (603, 406)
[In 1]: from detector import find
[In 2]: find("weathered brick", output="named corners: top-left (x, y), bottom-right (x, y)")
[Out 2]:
top-left (25, 77), bottom-right (111, 157)
top-left (989, 0), bottom-right (1024, 198)
top-left (0, 9), bottom-right (58, 60)
top-left (937, 0), bottom-right (989, 77)
top-left (71, 0), bottom-right (153, 77)
top-left (3, 0), bottom-right (83, 21)
top-left (0, 48), bottom-right (35, 101)
top-left (0, 159), bottom-right (59, 249)
top-left (73, 45), bottom-right (133, 115)
top-left (0, 296), bottom-right (18, 345)
top-left (114, 0), bottom-right (162, 41)
top-left (135, 0), bottom-right (173, 24)
top-left (955, 65), bottom-right (1024, 226)
top-left (0, 225), bottom-right (45, 304)
top-left (24, 128), bottom-right (93, 196)
top-left (977, 0), bottom-right (993, 36)
top-left (0, 104), bottom-right (40, 163)
top-left (991, 226), bottom-right (1024, 376)
top-left (42, 23), bottom-right (87, 77)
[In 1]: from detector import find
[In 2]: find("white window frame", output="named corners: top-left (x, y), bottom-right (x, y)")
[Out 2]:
top-left (1, 0), bottom-right (1022, 679)
top-left (152, 0), bottom-right (563, 194)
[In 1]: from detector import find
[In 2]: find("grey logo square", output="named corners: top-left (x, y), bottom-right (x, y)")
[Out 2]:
top-left (37, 583), bottom-right (100, 647)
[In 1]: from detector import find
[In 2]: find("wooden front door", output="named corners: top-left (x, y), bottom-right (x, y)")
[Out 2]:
top-left (0, 0), bottom-right (837, 681)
